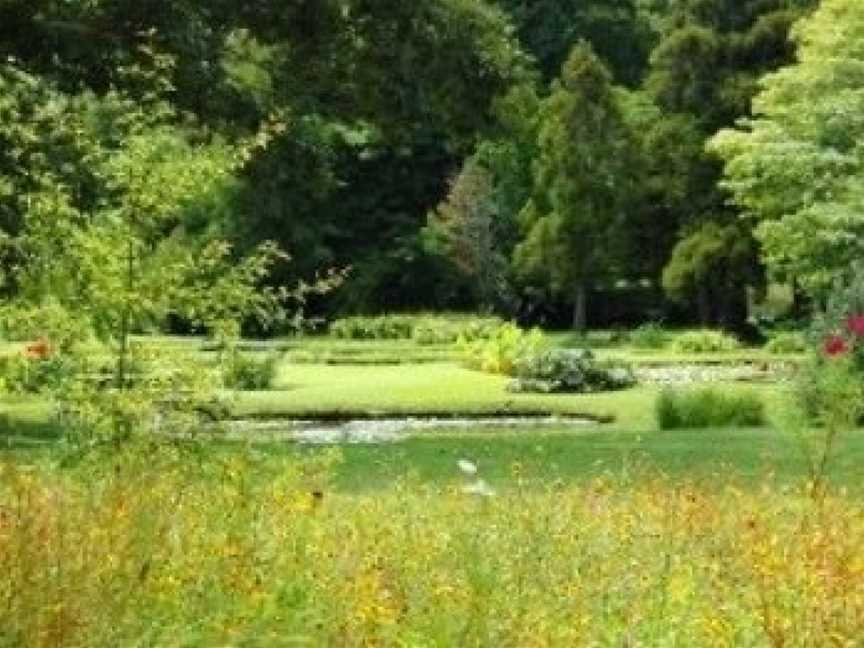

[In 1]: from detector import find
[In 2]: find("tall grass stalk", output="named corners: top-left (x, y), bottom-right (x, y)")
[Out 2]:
top-left (2, 447), bottom-right (863, 645)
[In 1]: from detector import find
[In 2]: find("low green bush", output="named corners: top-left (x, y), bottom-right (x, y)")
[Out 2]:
top-left (510, 348), bottom-right (636, 394)
top-left (329, 314), bottom-right (503, 343)
top-left (411, 317), bottom-right (501, 345)
top-left (629, 322), bottom-right (669, 349)
top-left (222, 351), bottom-right (281, 390)
top-left (329, 315), bottom-right (415, 340)
top-left (656, 387), bottom-right (764, 429)
top-left (794, 357), bottom-right (864, 426)
top-left (0, 300), bottom-right (94, 351)
top-left (671, 330), bottom-right (741, 354)
top-left (459, 322), bottom-right (545, 375)
top-left (764, 332), bottom-right (808, 355)
top-left (0, 352), bottom-right (80, 394)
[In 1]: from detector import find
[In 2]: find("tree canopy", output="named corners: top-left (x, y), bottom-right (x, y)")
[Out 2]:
top-left (711, 0), bottom-right (864, 296)
top-left (0, 0), bottom-right (848, 330)
top-left (514, 43), bottom-right (634, 331)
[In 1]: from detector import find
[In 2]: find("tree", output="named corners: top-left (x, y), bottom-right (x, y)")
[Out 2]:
top-left (424, 160), bottom-right (509, 312)
top-left (1, 0), bottom-right (533, 316)
top-left (514, 42), bottom-right (634, 332)
top-left (710, 0), bottom-right (864, 298)
top-left (493, 0), bottom-right (655, 86)
top-left (0, 52), bottom-right (297, 444)
top-left (662, 222), bottom-right (761, 325)
top-left (421, 83), bottom-right (541, 314)
top-left (633, 0), bottom-right (815, 327)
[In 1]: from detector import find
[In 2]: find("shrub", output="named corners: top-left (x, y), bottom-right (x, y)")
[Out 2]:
top-left (764, 332), bottom-right (808, 355)
top-left (794, 356), bottom-right (864, 426)
top-left (222, 351), bottom-right (280, 390)
top-left (629, 322), bottom-right (669, 349)
top-left (656, 387), bottom-right (765, 429)
top-left (329, 315), bottom-right (415, 340)
top-left (671, 330), bottom-right (741, 354)
top-left (459, 322), bottom-right (545, 375)
top-left (410, 320), bottom-right (452, 345)
top-left (0, 336), bottom-right (113, 394)
top-left (329, 314), bottom-right (503, 343)
top-left (0, 300), bottom-right (94, 351)
top-left (792, 270), bottom-right (864, 424)
top-left (0, 352), bottom-right (80, 394)
top-left (510, 349), bottom-right (636, 393)
top-left (412, 316), bottom-right (502, 345)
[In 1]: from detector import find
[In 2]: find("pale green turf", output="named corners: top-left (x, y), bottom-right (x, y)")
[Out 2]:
top-left (0, 331), bottom-right (796, 436)
top-left (230, 360), bottom-right (787, 429)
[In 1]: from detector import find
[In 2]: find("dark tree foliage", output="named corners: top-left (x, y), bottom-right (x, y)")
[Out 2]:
top-left (632, 0), bottom-right (817, 328)
top-left (493, 0), bottom-right (655, 86)
top-left (0, 0), bottom-right (828, 326)
top-left (515, 42), bottom-right (636, 332)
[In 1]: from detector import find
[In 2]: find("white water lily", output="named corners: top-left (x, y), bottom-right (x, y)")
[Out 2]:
top-left (457, 459), bottom-right (478, 476)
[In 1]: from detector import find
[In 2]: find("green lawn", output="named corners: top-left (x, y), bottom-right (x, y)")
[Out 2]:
top-left (0, 351), bottom-right (788, 434)
top-left (233, 361), bottom-right (631, 421)
top-left (285, 427), bottom-right (864, 493)
top-left (230, 360), bottom-right (787, 427)
top-left (0, 332), bottom-right (826, 494)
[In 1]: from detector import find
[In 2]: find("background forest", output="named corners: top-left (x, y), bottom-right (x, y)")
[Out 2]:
top-left (0, 0), bottom-right (834, 335)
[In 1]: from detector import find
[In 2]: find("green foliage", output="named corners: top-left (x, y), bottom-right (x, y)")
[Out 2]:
top-left (629, 322), bottom-right (670, 349)
top-left (793, 358), bottom-right (863, 424)
top-left (493, 0), bottom-right (654, 85)
top-left (459, 322), bottom-right (546, 375)
top-left (0, 53), bottom-right (303, 449)
top-left (662, 222), bottom-right (761, 314)
top-left (790, 268), bottom-right (864, 426)
top-left (5, 447), bottom-right (864, 645)
top-left (710, 0), bottom-right (864, 297)
top-left (329, 314), bottom-right (503, 344)
top-left (221, 351), bottom-right (281, 391)
top-left (764, 332), bottom-right (808, 355)
top-left (671, 330), bottom-right (741, 353)
top-left (412, 317), bottom-right (503, 346)
top-left (51, 344), bottom-right (224, 449)
top-left (637, 0), bottom-right (811, 326)
top-left (0, 352), bottom-right (80, 395)
top-left (0, 0), bottom-right (821, 324)
top-left (330, 316), bottom-right (416, 341)
top-left (788, 354), bottom-right (864, 498)
top-left (514, 42), bottom-right (635, 330)
top-left (510, 348), bottom-right (636, 393)
top-left (423, 160), bottom-right (511, 311)
top-left (656, 388), bottom-right (765, 429)
top-left (778, 269), bottom-right (864, 496)
top-left (0, 301), bottom-right (94, 352)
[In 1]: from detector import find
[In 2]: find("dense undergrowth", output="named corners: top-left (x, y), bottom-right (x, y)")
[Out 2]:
top-left (656, 388), bottom-right (766, 429)
top-left (1, 445), bottom-right (863, 646)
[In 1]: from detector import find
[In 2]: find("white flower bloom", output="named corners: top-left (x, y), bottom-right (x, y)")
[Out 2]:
top-left (457, 459), bottom-right (478, 476)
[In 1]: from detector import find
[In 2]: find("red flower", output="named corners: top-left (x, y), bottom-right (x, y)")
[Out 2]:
top-left (823, 335), bottom-right (849, 357)
top-left (24, 338), bottom-right (53, 360)
top-left (847, 314), bottom-right (864, 337)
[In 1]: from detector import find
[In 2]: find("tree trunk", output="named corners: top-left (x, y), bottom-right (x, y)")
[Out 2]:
top-left (572, 283), bottom-right (587, 333)
top-left (790, 279), bottom-right (810, 320)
